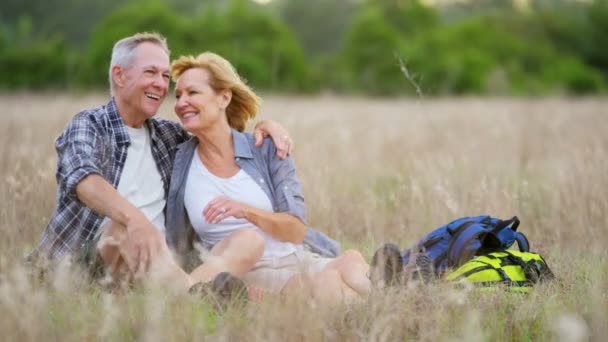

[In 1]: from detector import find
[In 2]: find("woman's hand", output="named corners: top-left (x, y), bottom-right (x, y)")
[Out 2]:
top-left (203, 196), bottom-right (250, 224)
top-left (253, 120), bottom-right (293, 159)
top-left (204, 196), bottom-right (306, 244)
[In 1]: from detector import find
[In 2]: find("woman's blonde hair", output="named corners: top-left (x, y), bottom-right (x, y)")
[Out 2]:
top-left (171, 52), bottom-right (260, 132)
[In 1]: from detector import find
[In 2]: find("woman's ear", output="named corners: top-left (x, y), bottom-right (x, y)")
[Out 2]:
top-left (220, 89), bottom-right (232, 109)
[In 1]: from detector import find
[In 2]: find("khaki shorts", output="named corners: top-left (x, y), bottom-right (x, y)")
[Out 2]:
top-left (243, 249), bottom-right (334, 293)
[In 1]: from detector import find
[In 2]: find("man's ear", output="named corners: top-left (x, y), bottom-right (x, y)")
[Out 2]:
top-left (111, 65), bottom-right (124, 89)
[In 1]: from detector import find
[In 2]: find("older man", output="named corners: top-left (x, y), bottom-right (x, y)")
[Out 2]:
top-left (29, 32), bottom-right (291, 292)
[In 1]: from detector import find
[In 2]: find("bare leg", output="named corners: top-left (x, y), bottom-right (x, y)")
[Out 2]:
top-left (189, 228), bottom-right (264, 284)
top-left (282, 269), bottom-right (359, 305)
top-left (323, 249), bottom-right (371, 296)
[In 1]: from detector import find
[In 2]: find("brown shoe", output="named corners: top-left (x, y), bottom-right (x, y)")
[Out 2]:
top-left (189, 272), bottom-right (248, 311)
top-left (369, 243), bottom-right (404, 287)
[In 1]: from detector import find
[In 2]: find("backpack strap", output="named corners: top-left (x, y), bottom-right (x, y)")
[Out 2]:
top-left (449, 254), bottom-right (512, 282)
top-left (492, 216), bottom-right (520, 234)
top-left (514, 232), bottom-right (530, 252)
top-left (503, 250), bottom-right (555, 283)
top-left (446, 223), bottom-right (487, 269)
top-left (493, 216), bottom-right (528, 252)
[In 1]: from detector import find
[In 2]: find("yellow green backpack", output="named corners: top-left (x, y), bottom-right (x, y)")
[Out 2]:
top-left (445, 250), bottom-right (554, 292)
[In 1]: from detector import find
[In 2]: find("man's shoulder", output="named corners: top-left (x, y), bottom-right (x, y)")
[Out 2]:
top-left (150, 117), bottom-right (183, 132)
top-left (59, 103), bottom-right (111, 138)
top-left (150, 117), bottom-right (183, 130)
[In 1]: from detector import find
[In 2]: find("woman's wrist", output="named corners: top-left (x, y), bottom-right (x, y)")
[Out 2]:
top-left (242, 205), bottom-right (260, 225)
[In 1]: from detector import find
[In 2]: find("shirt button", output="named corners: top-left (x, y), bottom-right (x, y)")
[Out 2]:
top-left (235, 157), bottom-right (240, 161)
top-left (259, 179), bottom-right (264, 183)
top-left (284, 186), bottom-right (288, 190)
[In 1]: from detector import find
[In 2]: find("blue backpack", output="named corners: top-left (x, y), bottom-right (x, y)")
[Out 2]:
top-left (402, 215), bottom-right (530, 276)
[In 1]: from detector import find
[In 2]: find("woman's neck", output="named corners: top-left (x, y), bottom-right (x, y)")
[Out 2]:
top-left (194, 123), bottom-right (234, 162)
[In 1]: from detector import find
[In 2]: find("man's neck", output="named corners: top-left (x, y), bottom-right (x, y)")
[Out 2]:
top-left (114, 96), bottom-right (146, 128)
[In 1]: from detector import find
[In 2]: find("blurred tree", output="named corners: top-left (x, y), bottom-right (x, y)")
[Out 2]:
top-left (78, 1), bottom-right (188, 89)
top-left (275, 0), bottom-right (358, 57)
top-left (339, 7), bottom-right (409, 95)
top-left (533, 1), bottom-right (594, 62)
top-left (337, 0), bottom-right (440, 95)
top-left (0, 16), bottom-right (70, 89)
top-left (366, 0), bottom-right (439, 36)
top-left (0, 0), bottom-right (124, 46)
top-left (78, 0), bottom-right (311, 92)
top-left (521, 0), bottom-right (607, 87)
top-left (403, 11), bottom-right (604, 95)
top-left (0, 0), bottom-right (605, 94)
top-left (588, 0), bottom-right (608, 76)
top-left (189, 0), bottom-right (313, 91)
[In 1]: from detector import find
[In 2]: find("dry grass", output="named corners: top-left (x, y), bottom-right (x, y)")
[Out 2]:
top-left (0, 93), bottom-right (607, 341)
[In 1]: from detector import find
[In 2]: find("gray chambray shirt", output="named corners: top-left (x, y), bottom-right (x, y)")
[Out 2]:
top-left (165, 129), bottom-right (340, 268)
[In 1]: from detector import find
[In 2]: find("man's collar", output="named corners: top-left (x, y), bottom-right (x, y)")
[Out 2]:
top-left (106, 97), bottom-right (130, 146)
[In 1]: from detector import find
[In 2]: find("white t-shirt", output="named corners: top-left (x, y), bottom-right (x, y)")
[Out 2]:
top-left (184, 152), bottom-right (300, 260)
top-left (99, 125), bottom-right (166, 235)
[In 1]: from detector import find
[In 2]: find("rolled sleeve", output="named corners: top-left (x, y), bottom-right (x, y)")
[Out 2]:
top-left (55, 117), bottom-right (103, 199)
top-left (279, 179), bottom-right (307, 224)
top-left (266, 140), bottom-right (307, 224)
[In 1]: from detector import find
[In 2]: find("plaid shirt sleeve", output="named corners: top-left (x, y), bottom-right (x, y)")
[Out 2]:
top-left (55, 114), bottom-right (104, 199)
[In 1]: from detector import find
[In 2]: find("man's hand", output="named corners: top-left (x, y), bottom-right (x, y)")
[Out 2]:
top-left (123, 214), bottom-right (164, 276)
top-left (76, 174), bottom-right (166, 277)
top-left (203, 196), bottom-right (250, 224)
top-left (253, 120), bottom-right (293, 160)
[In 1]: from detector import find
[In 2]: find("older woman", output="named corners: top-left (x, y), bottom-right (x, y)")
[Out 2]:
top-left (166, 52), bottom-right (371, 302)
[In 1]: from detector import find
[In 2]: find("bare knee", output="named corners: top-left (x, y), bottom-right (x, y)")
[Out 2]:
top-left (341, 250), bottom-right (366, 264)
top-left (328, 250), bottom-right (367, 270)
top-left (208, 228), bottom-right (265, 274)
top-left (230, 228), bottom-right (265, 263)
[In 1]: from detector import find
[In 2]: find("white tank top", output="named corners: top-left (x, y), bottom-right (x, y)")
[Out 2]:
top-left (184, 151), bottom-right (300, 260)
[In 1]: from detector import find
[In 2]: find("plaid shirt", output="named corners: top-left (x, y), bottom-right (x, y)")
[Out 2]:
top-left (31, 98), bottom-right (189, 260)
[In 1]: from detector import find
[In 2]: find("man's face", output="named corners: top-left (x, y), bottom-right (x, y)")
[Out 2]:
top-left (117, 42), bottom-right (171, 122)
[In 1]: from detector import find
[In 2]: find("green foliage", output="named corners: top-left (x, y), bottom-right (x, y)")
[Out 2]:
top-left (0, 16), bottom-right (71, 89)
top-left (76, 0), bottom-right (311, 92)
top-left (78, 1), bottom-right (188, 88)
top-left (399, 10), bottom-right (604, 95)
top-left (0, 0), bottom-right (606, 95)
top-left (189, 0), bottom-right (313, 91)
top-left (335, 0), bottom-right (440, 95)
top-left (587, 0), bottom-right (608, 75)
top-left (338, 8), bottom-right (407, 95)
top-left (366, 0), bottom-right (439, 36)
top-left (276, 0), bottom-right (358, 56)
top-left (401, 16), bottom-right (508, 95)
top-left (0, 0), bottom-right (126, 47)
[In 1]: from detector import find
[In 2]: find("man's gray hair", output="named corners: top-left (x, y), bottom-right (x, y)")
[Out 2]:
top-left (108, 32), bottom-right (170, 95)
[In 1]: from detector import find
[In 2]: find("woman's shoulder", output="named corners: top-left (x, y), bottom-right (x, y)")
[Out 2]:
top-left (233, 130), bottom-right (276, 158)
top-left (174, 136), bottom-right (198, 160)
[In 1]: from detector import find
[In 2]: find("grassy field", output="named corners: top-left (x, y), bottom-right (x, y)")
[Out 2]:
top-left (0, 94), bottom-right (606, 341)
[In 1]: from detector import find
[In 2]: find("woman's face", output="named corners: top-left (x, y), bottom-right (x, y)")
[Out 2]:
top-left (174, 67), bottom-right (230, 133)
